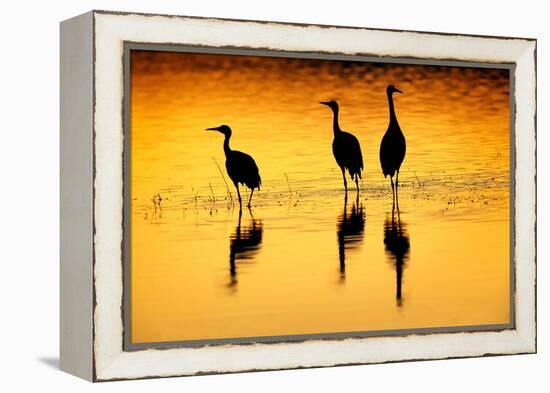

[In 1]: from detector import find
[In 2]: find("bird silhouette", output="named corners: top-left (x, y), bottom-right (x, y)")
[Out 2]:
top-left (228, 209), bottom-right (263, 287)
top-left (337, 193), bottom-right (365, 281)
top-left (379, 85), bottom-right (406, 209)
top-left (320, 101), bottom-right (364, 194)
top-left (206, 125), bottom-right (261, 209)
top-left (383, 210), bottom-right (410, 305)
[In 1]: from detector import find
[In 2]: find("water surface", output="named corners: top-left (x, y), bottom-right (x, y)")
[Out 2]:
top-left (129, 51), bottom-right (510, 344)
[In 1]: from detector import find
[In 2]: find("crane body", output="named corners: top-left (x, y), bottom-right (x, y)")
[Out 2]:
top-left (320, 100), bottom-right (364, 193)
top-left (379, 85), bottom-right (406, 208)
top-left (206, 125), bottom-right (261, 209)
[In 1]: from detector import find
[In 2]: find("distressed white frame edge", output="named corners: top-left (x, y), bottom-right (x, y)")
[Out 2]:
top-left (60, 11), bottom-right (94, 381)
top-left (83, 11), bottom-right (535, 381)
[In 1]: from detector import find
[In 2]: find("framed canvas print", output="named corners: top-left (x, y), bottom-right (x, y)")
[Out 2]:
top-left (60, 10), bottom-right (537, 381)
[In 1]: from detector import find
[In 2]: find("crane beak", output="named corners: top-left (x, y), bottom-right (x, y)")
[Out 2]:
top-left (395, 88), bottom-right (403, 94)
top-left (206, 127), bottom-right (220, 131)
top-left (319, 101), bottom-right (330, 106)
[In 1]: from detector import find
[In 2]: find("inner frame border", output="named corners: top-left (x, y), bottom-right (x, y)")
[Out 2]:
top-left (122, 41), bottom-right (516, 351)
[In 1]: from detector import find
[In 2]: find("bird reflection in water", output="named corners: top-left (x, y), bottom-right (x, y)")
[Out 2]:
top-left (228, 209), bottom-right (263, 289)
top-left (337, 194), bottom-right (365, 282)
top-left (383, 209), bottom-right (410, 306)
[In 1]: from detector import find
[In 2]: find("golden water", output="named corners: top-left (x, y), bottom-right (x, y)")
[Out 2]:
top-left (129, 51), bottom-right (510, 344)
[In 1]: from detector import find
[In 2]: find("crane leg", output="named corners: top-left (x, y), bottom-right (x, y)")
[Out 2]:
top-left (235, 183), bottom-right (242, 210)
top-left (355, 175), bottom-right (359, 194)
top-left (247, 188), bottom-right (254, 209)
top-left (341, 167), bottom-right (347, 193)
top-left (390, 175), bottom-right (395, 209)
top-left (396, 171), bottom-right (400, 211)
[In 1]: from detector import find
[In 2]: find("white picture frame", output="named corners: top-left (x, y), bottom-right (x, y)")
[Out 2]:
top-left (60, 10), bottom-right (536, 381)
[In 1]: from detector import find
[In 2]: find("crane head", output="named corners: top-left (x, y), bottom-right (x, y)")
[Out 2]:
top-left (206, 124), bottom-right (232, 136)
top-left (319, 100), bottom-right (339, 111)
top-left (387, 85), bottom-right (403, 95)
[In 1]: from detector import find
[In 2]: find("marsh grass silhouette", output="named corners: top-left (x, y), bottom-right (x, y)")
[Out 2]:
top-left (213, 156), bottom-right (234, 209)
top-left (337, 194), bottom-right (365, 281)
top-left (228, 209), bottom-right (263, 287)
top-left (383, 210), bottom-right (410, 306)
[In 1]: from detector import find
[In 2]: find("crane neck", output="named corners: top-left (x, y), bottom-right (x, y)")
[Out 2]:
top-left (223, 133), bottom-right (232, 156)
top-left (332, 107), bottom-right (342, 135)
top-left (387, 92), bottom-right (399, 128)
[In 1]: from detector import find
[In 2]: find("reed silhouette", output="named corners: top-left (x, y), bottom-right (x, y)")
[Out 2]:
top-left (320, 100), bottom-right (364, 194)
top-left (206, 125), bottom-right (261, 209)
top-left (380, 85), bottom-right (406, 210)
top-left (228, 209), bottom-right (263, 287)
top-left (383, 209), bottom-right (410, 306)
top-left (337, 193), bottom-right (365, 281)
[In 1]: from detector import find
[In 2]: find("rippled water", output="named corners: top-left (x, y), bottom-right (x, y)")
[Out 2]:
top-left (129, 51), bottom-right (510, 344)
